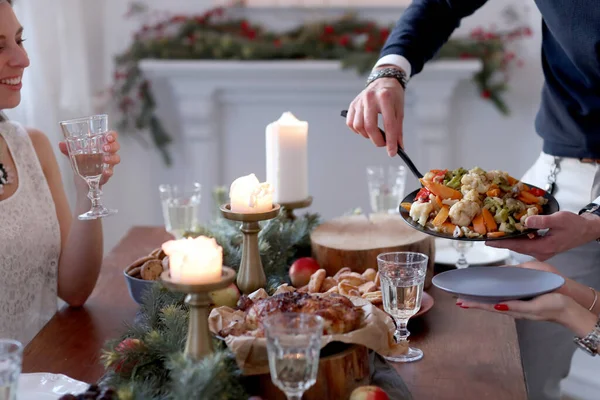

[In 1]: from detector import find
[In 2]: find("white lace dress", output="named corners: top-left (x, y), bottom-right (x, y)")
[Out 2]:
top-left (0, 121), bottom-right (61, 345)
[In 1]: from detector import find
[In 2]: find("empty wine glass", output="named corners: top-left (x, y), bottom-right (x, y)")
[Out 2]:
top-left (264, 313), bottom-right (323, 400)
top-left (0, 339), bottom-right (22, 400)
top-left (452, 241), bottom-right (474, 269)
top-left (59, 115), bottom-right (117, 220)
top-left (366, 165), bottom-right (407, 214)
top-left (377, 252), bottom-right (428, 363)
top-left (159, 183), bottom-right (201, 239)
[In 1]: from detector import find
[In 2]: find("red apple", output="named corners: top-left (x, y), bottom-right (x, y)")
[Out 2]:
top-left (349, 386), bottom-right (390, 400)
top-left (210, 283), bottom-right (241, 308)
top-left (289, 257), bottom-right (321, 287)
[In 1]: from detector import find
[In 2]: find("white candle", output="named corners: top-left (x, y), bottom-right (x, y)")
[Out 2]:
top-left (229, 173), bottom-right (273, 213)
top-left (162, 236), bottom-right (222, 284)
top-left (266, 112), bottom-right (309, 203)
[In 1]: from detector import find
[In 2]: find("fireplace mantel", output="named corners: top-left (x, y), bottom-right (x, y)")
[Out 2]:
top-left (140, 59), bottom-right (481, 221)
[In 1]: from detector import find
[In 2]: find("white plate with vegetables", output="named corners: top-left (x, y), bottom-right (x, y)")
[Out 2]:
top-left (399, 167), bottom-right (559, 241)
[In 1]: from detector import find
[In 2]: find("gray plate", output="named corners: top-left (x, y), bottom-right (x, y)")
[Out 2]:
top-left (432, 266), bottom-right (565, 303)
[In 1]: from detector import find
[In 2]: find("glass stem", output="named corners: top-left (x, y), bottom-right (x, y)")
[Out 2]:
top-left (87, 178), bottom-right (103, 209)
top-left (456, 252), bottom-right (468, 269)
top-left (286, 394), bottom-right (303, 400)
top-left (394, 318), bottom-right (410, 343)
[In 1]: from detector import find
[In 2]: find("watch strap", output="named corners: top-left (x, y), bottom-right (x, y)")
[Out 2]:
top-left (573, 316), bottom-right (600, 356)
top-left (578, 203), bottom-right (600, 243)
top-left (366, 67), bottom-right (408, 90)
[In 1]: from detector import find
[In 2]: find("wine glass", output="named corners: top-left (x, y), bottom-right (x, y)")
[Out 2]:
top-left (0, 339), bottom-right (22, 400)
top-left (452, 241), bottom-right (474, 269)
top-left (159, 183), bottom-right (201, 239)
top-left (264, 313), bottom-right (324, 400)
top-left (366, 165), bottom-right (407, 214)
top-left (377, 252), bottom-right (428, 363)
top-left (59, 115), bottom-right (117, 220)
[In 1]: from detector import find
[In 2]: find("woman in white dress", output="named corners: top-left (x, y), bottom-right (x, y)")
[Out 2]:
top-left (0, 0), bottom-right (122, 345)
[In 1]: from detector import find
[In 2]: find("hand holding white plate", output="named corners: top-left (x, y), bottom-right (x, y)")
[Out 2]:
top-left (18, 373), bottom-right (88, 400)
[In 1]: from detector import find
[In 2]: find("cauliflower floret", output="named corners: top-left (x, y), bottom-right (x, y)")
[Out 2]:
top-left (410, 201), bottom-right (434, 226)
top-left (505, 198), bottom-right (526, 213)
top-left (461, 173), bottom-right (490, 194)
top-left (463, 189), bottom-right (482, 204)
top-left (449, 200), bottom-right (481, 227)
top-left (486, 170), bottom-right (509, 182)
top-left (442, 199), bottom-right (459, 207)
top-left (520, 206), bottom-right (539, 225)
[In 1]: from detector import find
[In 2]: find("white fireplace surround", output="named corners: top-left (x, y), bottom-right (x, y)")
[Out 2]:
top-left (140, 59), bottom-right (481, 221)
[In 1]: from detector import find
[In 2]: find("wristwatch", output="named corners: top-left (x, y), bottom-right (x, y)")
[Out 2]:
top-left (578, 203), bottom-right (600, 243)
top-left (366, 67), bottom-right (408, 90)
top-left (574, 316), bottom-right (600, 356)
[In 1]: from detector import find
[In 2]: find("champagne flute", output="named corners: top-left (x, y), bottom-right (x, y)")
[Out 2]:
top-left (452, 241), bottom-right (474, 269)
top-left (264, 313), bottom-right (323, 400)
top-left (59, 115), bottom-right (117, 220)
top-left (159, 183), bottom-right (202, 239)
top-left (377, 252), bottom-right (428, 363)
top-left (0, 339), bottom-right (22, 400)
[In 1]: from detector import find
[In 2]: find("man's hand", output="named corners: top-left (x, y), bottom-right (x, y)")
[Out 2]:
top-left (486, 211), bottom-right (600, 260)
top-left (345, 68), bottom-right (405, 157)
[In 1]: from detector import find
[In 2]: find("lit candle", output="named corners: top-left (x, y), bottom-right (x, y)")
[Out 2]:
top-left (229, 173), bottom-right (273, 213)
top-left (162, 236), bottom-right (222, 284)
top-left (266, 112), bottom-right (309, 203)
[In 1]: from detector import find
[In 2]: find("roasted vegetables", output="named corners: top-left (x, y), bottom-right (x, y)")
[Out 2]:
top-left (407, 167), bottom-right (547, 238)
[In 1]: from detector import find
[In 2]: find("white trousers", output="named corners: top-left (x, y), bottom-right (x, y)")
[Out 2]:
top-left (512, 152), bottom-right (600, 400)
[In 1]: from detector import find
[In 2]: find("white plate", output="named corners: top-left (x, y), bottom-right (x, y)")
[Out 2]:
top-left (18, 373), bottom-right (88, 400)
top-left (435, 238), bottom-right (510, 266)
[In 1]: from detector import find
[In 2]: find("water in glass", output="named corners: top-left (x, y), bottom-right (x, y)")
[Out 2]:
top-left (159, 183), bottom-right (201, 239)
top-left (381, 273), bottom-right (424, 320)
top-left (367, 166), bottom-right (406, 214)
top-left (264, 313), bottom-right (323, 400)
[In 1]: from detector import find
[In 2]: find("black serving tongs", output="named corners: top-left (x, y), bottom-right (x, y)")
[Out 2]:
top-left (340, 110), bottom-right (424, 179)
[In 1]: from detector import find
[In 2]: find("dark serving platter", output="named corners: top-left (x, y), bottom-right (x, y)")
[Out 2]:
top-left (398, 183), bottom-right (560, 242)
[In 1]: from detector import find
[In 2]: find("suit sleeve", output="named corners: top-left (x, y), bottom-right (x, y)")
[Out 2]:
top-left (379, 0), bottom-right (489, 76)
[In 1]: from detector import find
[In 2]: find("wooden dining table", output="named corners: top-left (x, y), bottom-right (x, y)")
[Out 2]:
top-left (22, 226), bottom-right (528, 400)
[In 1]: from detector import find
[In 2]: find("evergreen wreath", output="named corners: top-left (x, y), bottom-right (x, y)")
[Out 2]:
top-left (111, 3), bottom-right (532, 165)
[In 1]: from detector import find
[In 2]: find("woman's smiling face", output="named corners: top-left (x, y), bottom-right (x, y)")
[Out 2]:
top-left (0, 1), bottom-right (30, 110)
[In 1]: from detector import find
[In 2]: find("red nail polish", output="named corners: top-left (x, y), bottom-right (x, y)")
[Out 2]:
top-left (455, 302), bottom-right (462, 306)
top-left (459, 305), bottom-right (469, 309)
top-left (494, 304), bottom-right (509, 311)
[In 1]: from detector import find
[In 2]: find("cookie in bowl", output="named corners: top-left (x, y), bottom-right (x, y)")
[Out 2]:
top-left (123, 249), bottom-right (166, 304)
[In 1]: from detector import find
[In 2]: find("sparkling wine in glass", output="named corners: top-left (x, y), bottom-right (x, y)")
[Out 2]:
top-left (367, 165), bottom-right (407, 214)
top-left (159, 183), bottom-right (201, 239)
top-left (377, 252), bottom-right (428, 363)
top-left (59, 115), bottom-right (117, 220)
top-left (264, 313), bottom-right (323, 400)
top-left (0, 339), bottom-right (22, 400)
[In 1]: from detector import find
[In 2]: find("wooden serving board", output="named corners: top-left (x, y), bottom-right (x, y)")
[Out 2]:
top-left (248, 343), bottom-right (370, 400)
top-left (310, 214), bottom-right (435, 288)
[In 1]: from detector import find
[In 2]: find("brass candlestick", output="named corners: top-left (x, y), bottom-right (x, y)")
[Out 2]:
top-left (160, 267), bottom-right (236, 361)
top-left (279, 196), bottom-right (313, 221)
top-left (220, 204), bottom-right (281, 294)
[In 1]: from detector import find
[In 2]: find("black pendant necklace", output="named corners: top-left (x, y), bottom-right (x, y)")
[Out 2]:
top-left (0, 139), bottom-right (14, 195)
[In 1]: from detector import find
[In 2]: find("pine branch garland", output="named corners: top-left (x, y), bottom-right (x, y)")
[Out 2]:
top-left (111, 5), bottom-right (532, 164)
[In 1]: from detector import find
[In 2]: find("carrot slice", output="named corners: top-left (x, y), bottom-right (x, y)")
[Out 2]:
top-left (514, 210), bottom-right (526, 220)
top-left (440, 222), bottom-right (457, 234)
top-left (400, 202), bottom-right (412, 212)
top-left (487, 231), bottom-right (506, 238)
top-left (481, 208), bottom-right (498, 232)
top-left (434, 195), bottom-right (443, 209)
top-left (518, 191), bottom-right (540, 205)
top-left (419, 179), bottom-right (462, 200)
top-left (486, 188), bottom-right (501, 198)
top-left (432, 206), bottom-right (450, 227)
top-left (507, 176), bottom-right (519, 185)
top-left (472, 214), bottom-right (487, 235)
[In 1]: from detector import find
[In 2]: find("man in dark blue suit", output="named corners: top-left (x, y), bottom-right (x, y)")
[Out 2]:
top-left (346, 2), bottom-right (600, 399)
